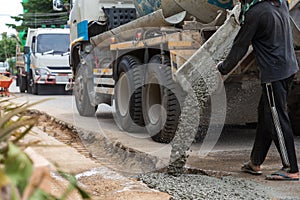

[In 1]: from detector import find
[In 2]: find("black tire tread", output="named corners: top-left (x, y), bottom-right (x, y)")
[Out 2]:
top-left (74, 64), bottom-right (97, 117)
top-left (146, 55), bottom-right (181, 143)
top-left (114, 55), bottom-right (145, 132)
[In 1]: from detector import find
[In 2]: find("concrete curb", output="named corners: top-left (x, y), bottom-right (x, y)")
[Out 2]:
top-left (24, 125), bottom-right (170, 199)
top-left (27, 109), bottom-right (165, 174)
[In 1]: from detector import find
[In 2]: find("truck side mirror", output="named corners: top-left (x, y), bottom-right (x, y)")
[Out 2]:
top-left (31, 36), bottom-right (36, 54)
top-left (24, 46), bottom-right (30, 54)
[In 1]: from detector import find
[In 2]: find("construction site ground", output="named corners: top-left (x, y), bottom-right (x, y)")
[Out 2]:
top-left (24, 122), bottom-right (170, 200)
top-left (24, 111), bottom-right (300, 200)
top-left (7, 80), bottom-right (300, 199)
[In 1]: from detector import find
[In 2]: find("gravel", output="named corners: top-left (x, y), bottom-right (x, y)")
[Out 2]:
top-left (136, 172), bottom-right (276, 200)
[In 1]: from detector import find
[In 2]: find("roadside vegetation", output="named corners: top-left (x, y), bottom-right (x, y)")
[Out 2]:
top-left (0, 98), bottom-right (90, 200)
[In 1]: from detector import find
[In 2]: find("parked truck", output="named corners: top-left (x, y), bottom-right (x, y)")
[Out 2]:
top-left (68, 0), bottom-right (300, 143)
top-left (16, 28), bottom-right (72, 95)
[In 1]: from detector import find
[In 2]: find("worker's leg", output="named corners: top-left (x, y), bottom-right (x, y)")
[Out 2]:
top-left (250, 92), bottom-right (273, 166)
top-left (265, 76), bottom-right (299, 173)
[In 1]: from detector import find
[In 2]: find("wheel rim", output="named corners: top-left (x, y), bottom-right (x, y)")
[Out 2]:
top-left (117, 72), bottom-right (130, 116)
top-left (146, 76), bottom-right (162, 124)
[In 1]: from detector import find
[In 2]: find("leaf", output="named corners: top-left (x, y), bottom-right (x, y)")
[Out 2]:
top-left (0, 169), bottom-right (22, 200)
top-left (0, 169), bottom-right (10, 188)
top-left (4, 143), bottom-right (33, 194)
top-left (0, 98), bottom-right (50, 145)
top-left (0, 98), bottom-right (49, 129)
top-left (0, 119), bottom-right (36, 142)
top-left (75, 185), bottom-right (91, 199)
top-left (57, 171), bottom-right (91, 199)
top-left (29, 188), bottom-right (58, 200)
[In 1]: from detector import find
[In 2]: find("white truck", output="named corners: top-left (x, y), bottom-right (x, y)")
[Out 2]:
top-left (68, 0), bottom-right (300, 143)
top-left (16, 28), bottom-right (72, 95)
top-left (0, 62), bottom-right (9, 74)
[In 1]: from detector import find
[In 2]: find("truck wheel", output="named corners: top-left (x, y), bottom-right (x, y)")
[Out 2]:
top-left (18, 69), bottom-right (27, 93)
top-left (19, 76), bottom-right (27, 93)
top-left (143, 55), bottom-right (181, 143)
top-left (32, 83), bottom-right (41, 95)
top-left (27, 71), bottom-right (33, 94)
top-left (33, 83), bottom-right (51, 95)
top-left (74, 64), bottom-right (97, 116)
top-left (114, 55), bottom-right (145, 132)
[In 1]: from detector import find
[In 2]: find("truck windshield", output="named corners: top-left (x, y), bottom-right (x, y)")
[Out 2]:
top-left (37, 34), bottom-right (69, 54)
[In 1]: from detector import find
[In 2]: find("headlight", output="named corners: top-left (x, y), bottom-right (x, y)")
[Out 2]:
top-left (35, 68), bottom-right (50, 75)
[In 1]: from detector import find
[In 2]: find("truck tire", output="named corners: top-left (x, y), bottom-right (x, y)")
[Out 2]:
top-left (18, 69), bottom-right (27, 93)
top-left (32, 83), bottom-right (38, 95)
top-left (33, 83), bottom-right (50, 95)
top-left (26, 71), bottom-right (33, 94)
top-left (19, 76), bottom-right (27, 93)
top-left (74, 63), bottom-right (97, 116)
top-left (142, 55), bottom-right (181, 143)
top-left (114, 55), bottom-right (145, 132)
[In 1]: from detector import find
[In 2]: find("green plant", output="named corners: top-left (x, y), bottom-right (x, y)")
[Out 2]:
top-left (0, 98), bottom-right (90, 199)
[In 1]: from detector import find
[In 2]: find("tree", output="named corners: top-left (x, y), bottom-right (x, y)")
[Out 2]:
top-left (21, 0), bottom-right (69, 27)
top-left (7, 0), bottom-right (69, 34)
top-left (0, 33), bottom-right (18, 62)
top-left (0, 33), bottom-right (18, 74)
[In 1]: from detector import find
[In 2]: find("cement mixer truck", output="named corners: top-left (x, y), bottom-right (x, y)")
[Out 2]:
top-left (68, 0), bottom-right (300, 143)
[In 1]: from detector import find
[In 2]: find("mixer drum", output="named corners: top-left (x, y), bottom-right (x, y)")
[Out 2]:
top-left (134, 0), bottom-right (234, 23)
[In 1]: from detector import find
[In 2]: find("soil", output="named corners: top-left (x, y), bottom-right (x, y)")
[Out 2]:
top-left (25, 110), bottom-right (170, 200)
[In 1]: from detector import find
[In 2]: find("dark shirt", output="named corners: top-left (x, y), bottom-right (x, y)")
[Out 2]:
top-left (218, 0), bottom-right (299, 83)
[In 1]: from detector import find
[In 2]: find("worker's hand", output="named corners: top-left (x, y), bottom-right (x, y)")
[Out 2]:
top-left (215, 61), bottom-right (222, 70)
top-left (215, 62), bottom-right (224, 80)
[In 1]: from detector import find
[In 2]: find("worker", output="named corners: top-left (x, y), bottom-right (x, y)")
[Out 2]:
top-left (217, 0), bottom-right (299, 180)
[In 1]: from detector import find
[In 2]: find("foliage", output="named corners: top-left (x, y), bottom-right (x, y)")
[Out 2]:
top-left (1, 0), bottom-right (70, 65)
top-left (8, 0), bottom-right (69, 32)
top-left (6, 0), bottom-right (70, 47)
top-left (0, 99), bottom-right (90, 200)
top-left (7, 57), bottom-right (17, 75)
top-left (0, 33), bottom-right (18, 62)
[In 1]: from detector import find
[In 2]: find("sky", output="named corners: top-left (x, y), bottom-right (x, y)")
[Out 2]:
top-left (0, 0), bottom-right (23, 35)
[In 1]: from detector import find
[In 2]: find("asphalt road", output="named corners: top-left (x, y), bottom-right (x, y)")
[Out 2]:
top-left (8, 80), bottom-right (300, 199)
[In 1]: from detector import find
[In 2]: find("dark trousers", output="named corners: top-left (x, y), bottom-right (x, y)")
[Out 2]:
top-left (250, 75), bottom-right (299, 173)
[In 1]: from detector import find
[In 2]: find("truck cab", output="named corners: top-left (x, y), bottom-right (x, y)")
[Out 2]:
top-left (0, 62), bottom-right (9, 74)
top-left (24, 28), bottom-right (72, 94)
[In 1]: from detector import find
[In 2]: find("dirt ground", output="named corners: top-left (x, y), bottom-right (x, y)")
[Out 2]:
top-left (26, 111), bottom-right (170, 200)
top-left (78, 174), bottom-right (170, 200)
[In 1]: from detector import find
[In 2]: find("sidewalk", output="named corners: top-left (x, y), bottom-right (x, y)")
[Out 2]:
top-left (23, 127), bottom-right (170, 200)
